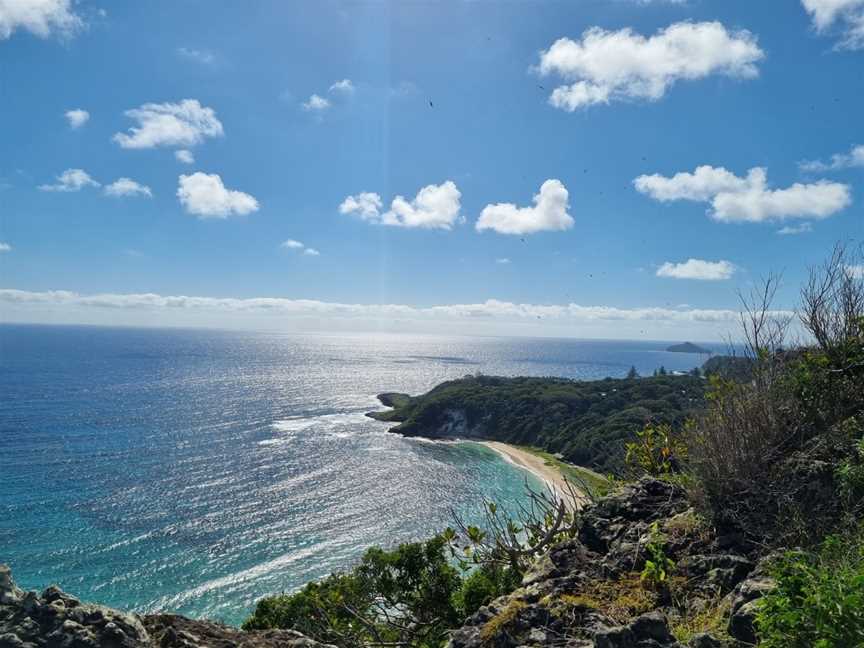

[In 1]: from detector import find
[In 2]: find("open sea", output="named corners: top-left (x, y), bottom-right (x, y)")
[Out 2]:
top-left (0, 324), bottom-right (708, 625)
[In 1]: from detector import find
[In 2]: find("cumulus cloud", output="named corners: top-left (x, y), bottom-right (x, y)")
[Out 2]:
top-left (302, 94), bottom-right (330, 112)
top-left (656, 258), bottom-right (736, 280)
top-left (174, 149), bottom-right (195, 164)
top-left (0, 242), bottom-right (10, 252)
top-left (177, 173), bottom-right (259, 219)
top-left (38, 168), bottom-right (99, 192)
top-left (496, 258), bottom-right (511, 264)
top-left (280, 239), bottom-right (320, 256)
top-left (634, 165), bottom-right (851, 223)
top-left (801, 0), bottom-right (864, 49)
top-left (113, 99), bottom-right (224, 149)
top-left (64, 108), bottom-right (89, 129)
top-left (0, 0), bottom-right (83, 40)
top-left (104, 178), bottom-right (152, 198)
top-left (177, 46), bottom-right (215, 64)
top-left (800, 144), bottom-right (864, 172)
top-left (340, 181), bottom-right (462, 230)
top-left (777, 222), bottom-right (813, 235)
top-left (329, 79), bottom-right (355, 95)
top-left (338, 192), bottom-right (382, 220)
top-left (476, 179), bottom-right (573, 235)
top-left (537, 21), bottom-right (764, 110)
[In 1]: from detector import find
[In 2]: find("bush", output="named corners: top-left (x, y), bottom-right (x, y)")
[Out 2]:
top-left (624, 422), bottom-right (687, 477)
top-left (757, 530), bottom-right (864, 647)
top-left (243, 535), bottom-right (464, 647)
top-left (685, 250), bottom-right (864, 546)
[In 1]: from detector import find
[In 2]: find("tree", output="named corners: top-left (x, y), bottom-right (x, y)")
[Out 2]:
top-left (627, 366), bottom-right (639, 379)
top-left (243, 535), bottom-right (463, 648)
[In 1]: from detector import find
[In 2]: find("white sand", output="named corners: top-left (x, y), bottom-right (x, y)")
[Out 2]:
top-left (478, 441), bottom-right (585, 508)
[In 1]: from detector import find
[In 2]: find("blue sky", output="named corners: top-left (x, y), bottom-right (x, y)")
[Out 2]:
top-left (1, 0), bottom-right (862, 340)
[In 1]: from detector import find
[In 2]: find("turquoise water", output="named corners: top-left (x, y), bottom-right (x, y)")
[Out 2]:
top-left (0, 325), bottom-right (706, 624)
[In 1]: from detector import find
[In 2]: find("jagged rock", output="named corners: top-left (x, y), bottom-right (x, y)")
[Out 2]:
top-left (678, 555), bottom-right (754, 595)
top-left (579, 479), bottom-right (690, 577)
top-left (686, 633), bottom-right (725, 648)
top-left (727, 563), bottom-right (776, 645)
top-left (0, 565), bottom-right (335, 648)
top-left (593, 611), bottom-right (681, 648)
top-left (580, 479), bottom-right (689, 556)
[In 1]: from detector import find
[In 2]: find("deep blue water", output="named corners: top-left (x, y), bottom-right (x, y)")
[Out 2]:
top-left (0, 324), bottom-right (708, 625)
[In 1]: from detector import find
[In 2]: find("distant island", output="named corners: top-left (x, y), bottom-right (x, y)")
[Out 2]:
top-left (665, 341), bottom-right (712, 354)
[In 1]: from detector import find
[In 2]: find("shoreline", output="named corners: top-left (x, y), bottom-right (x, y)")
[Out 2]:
top-left (475, 441), bottom-right (587, 509)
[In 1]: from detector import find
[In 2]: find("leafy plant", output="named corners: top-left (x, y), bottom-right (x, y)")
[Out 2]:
top-left (625, 422), bottom-right (687, 477)
top-left (640, 522), bottom-right (675, 590)
top-left (757, 530), bottom-right (864, 648)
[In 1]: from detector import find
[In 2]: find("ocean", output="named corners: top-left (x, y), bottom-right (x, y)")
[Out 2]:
top-left (0, 324), bottom-right (708, 625)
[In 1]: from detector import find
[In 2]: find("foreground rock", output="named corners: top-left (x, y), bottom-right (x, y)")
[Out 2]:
top-left (0, 565), bottom-right (334, 648)
top-left (447, 478), bottom-right (758, 647)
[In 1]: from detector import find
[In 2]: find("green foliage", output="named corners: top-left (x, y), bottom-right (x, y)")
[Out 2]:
top-left (640, 522), bottom-right (675, 591)
top-left (452, 565), bottom-right (519, 617)
top-left (757, 530), bottom-right (864, 648)
top-left (625, 422), bottom-right (687, 477)
top-left (243, 534), bottom-right (465, 647)
top-left (373, 374), bottom-right (706, 474)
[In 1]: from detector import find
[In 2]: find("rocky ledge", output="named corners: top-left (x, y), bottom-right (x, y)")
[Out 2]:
top-left (447, 478), bottom-right (776, 648)
top-left (0, 565), bottom-right (333, 648)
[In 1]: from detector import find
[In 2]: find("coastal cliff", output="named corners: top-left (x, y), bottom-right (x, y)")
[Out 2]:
top-left (368, 374), bottom-right (705, 473)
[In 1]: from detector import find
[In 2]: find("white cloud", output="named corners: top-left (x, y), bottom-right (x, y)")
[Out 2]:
top-left (174, 149), bottom-right (195, 164)
top-left (656, 258), bottom-right (736, 280)
top-left (777, 222), bottom-right (813, 235)
top-left (280, 239), bottom-right (320, 256)
top-left (635, 165), bottom-right (851, 223)
top-left (0, 0), bottom-right (83, 40)
top-left (340, 181), bottom-right (462, 230)
top-left (64, 108), bottom-right (89, 129)
top-left (329, 79), bottom-right (355, 95)
top-left (496, 258), bottom-right (511, 264)
top-left (846, 264), bottom-right (864, 279)
top-left (302, 94), bottom-right (330, 112)
top-left (476, 179), bottom-right (573, 235)
top-left (0, 288), bottom-right (798, 341)
top-left (177, 46), bottom-right (215, 64)
top-left (177, 173), bottom-right (259, 219)
top-left (339, 192), bottom-right (382, 220)
top-left (538, 21), bottom-right (764, 110)
top-left (38, 168), bottom-right (100, 192)
top-left (0, 242), bottom-right (10, 252)
top-left (800, 144), bottom-right (864, 172)
top-left (104, 178), bottom-right (152, 198)
top-left (801, 0), bottom-right (864, 49)
top-left (113, 99), bottom-right (224, 149)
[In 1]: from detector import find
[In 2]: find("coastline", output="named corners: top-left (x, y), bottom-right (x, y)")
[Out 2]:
top-left (476, 441), bottom-right (588, 509)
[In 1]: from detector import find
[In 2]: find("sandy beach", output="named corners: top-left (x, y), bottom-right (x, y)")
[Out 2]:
top-left (478, 441), bottom-right (586, 508)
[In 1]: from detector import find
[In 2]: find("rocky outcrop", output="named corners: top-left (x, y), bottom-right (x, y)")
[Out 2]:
top-left (0, 565), bottom-right (334, 648)
top-left (446, 479), bottom-right (755, 648)
top-left (726, 560), bottom-right (776, 645)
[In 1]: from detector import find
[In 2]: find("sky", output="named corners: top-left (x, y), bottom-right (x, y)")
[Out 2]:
top-left (0, 0), bottom-right (863, 341)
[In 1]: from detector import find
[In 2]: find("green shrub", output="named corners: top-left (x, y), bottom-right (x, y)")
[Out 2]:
top-left (640, 521), bottom-right (675, 591)
top-left (757, 530), bottom-right (864, 648)
top-left (625, 422), bottom-right (687, 477)
top-left (243, 534), bottom-right (464, 647)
